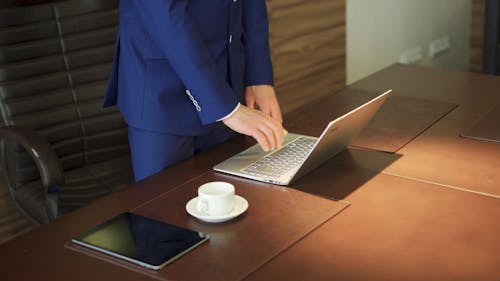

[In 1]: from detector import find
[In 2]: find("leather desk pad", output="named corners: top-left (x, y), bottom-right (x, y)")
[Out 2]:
top-left (285, 88), bottom-right (458, 153)
top-left (351, 93), bottom-right (458, 152)
top-left (461, 104), bottom-right (500, 143)
top-left (246, 172), bottom-right (500, 281)
top-left (72, 172), bottom-right (349, 281)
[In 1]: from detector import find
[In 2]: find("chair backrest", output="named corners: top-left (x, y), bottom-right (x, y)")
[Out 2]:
top-left (0, 0), bottom-right (131, 221)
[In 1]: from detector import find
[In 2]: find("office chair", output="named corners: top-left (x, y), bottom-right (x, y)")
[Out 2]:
top-left (0, 0), bottom-right (133, 225)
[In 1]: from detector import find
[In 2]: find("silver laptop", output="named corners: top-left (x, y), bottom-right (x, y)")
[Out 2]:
top-left (214, 90), bottom-right (392, 185)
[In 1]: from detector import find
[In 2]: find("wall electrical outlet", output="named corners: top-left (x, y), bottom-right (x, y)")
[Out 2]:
top-left (429, 36), bottom-right (451, 58)
top-left (399, 47), bottom-right (424, 65)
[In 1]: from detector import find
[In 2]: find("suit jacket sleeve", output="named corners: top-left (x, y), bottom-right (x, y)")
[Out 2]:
top-left (243, 0), bottom-right (274, 86)
top-left (132, 0), bottom-right (239, 124)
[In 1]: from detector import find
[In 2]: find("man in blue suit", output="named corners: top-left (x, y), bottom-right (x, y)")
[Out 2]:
top-left (103, 0), bottom-right (285, 181)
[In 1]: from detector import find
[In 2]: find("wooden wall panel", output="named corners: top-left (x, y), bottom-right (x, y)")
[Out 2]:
top-left (470, 0), bottom-right (486, 72)
top-left (267, 0), bottom-right (346, 114)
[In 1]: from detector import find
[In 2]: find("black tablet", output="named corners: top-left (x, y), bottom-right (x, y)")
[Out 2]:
top-left (71, 212), bottom-right (208, 270)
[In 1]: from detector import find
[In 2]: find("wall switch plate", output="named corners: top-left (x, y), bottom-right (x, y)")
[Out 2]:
top-left (429, 36), bottom-right (451, 58)
top-left (399, 46), bottom-right (424, 64)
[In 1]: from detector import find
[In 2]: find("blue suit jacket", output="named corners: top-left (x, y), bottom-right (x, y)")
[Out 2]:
top-left (103, 0), bottom-right (274, 135)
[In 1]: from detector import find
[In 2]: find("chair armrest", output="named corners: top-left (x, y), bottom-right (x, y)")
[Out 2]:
top-left (0, 126), bottom-right (64, 189)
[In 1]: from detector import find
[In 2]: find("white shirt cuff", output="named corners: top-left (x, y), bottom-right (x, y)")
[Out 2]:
top-left (217, 103), bottom-right (241, 121)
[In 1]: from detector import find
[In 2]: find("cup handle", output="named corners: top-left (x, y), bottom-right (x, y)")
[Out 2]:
top-left (197, 198), bottom-right (208, 215)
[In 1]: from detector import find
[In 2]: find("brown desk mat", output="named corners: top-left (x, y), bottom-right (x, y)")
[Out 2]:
top-left (285, 88), bottom-right (458, 153)
top-left (68, 172), bottom-right (349, 281)
top-left (461, 104), bottom-right (500, 143)
top-left (350, 91), bottom-right (458, 152)
top-left (245, 173), bottom-right (500, 281)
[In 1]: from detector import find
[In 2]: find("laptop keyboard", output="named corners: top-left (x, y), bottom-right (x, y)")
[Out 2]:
top-left (242, 137), bottom-right (316, 179)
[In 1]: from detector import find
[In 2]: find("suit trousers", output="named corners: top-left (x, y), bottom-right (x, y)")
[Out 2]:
top-left (128, 124), bottom-right (236, 181)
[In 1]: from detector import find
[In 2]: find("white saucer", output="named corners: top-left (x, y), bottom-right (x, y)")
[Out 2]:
top-left (186, 195), bottom-right (248, 223)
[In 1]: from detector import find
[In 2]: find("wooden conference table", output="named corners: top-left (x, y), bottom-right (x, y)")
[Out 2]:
top-left (0, 64), bottom-right (499, 281)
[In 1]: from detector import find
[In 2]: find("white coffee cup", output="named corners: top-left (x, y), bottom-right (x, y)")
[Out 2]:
top-left (196, 181), bottom-right (235, 217)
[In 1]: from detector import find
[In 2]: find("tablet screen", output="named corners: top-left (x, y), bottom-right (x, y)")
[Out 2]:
top-left (72, 212), bottom-right (208, 270)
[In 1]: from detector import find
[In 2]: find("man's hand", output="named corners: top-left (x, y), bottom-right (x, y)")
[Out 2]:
top-left (245, 85), bottom-right (283, 124)
top-left (222, 105), bottom-right (284, 152)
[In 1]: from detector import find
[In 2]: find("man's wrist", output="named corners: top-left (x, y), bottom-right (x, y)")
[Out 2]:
top-left (217, 103), bottom-right (241, 121)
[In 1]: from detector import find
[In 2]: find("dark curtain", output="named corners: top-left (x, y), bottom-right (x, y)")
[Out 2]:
top-left (484, 0), bottom-right (500, 75)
